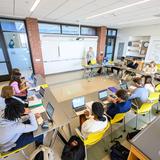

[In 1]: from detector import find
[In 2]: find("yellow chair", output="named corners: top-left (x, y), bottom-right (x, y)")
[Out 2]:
top-left (90, 59), bottom-right (97, 65)
top-left (132, 101), bottom-right (157, 130)
top-left (75, 124), bottom-right (110, 160)
top-left (108, 113), bottom-right (127, 142)
top-left (155, 84), bottom-right (160, 92)
top-left (156, 64), bottom-right (160, 72)
top-left (0, 145), bottom-right (29, 159)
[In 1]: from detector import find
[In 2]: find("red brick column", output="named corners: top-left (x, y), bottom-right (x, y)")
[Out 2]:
top-left (25, 18), bottom-right (45, 77)
top-left (97, 26), bottom-right (107, 54)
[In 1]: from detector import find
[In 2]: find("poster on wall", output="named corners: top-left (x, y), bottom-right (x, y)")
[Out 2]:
top-left (145, 37), bottom-right (160, 63)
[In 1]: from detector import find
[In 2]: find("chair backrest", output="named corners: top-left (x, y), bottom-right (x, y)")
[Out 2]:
top-left (84, 123), bottom-right (110, 146)
top-left (137, 102), bottom-right (156, 114)
top-left (91, 59), bottom-right (97, 65)
top-left (148, 92), bottom-right (160, 101)
top-left (110, 113), bottom-right (126, 124)
top-left (156, 64), bottom-right (160, 72)
top-left (155, 84), bottom-right (160, 92)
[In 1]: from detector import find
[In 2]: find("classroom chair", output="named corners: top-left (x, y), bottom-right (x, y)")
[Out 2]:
top-left (155, 84), bottom-right (160, 92)
top-left (75, 123), bottom-right (110, 160)
top-left (107, 112), bottom-right (127, 142)
top-left (156, 64), bottom-right (160, 72)
top-left (0, 145), bottom-right (29, 159)
top-left (132, 101), bottom-right (157, 130)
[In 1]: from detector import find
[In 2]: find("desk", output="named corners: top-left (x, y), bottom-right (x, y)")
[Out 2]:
top-left (128, 116), bottom-right (160, 160)
top-left (32, 75), bottom-right (70, 140)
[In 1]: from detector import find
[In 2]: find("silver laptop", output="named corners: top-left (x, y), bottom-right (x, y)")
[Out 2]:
top-left (98, 89), bottom-right (108, 101)
top-left (72, 96), bottom-right (86, 112)
top-left (41, 102), bottom-right (54, 123)
top-left (35, 87), bottom-right (45, 99)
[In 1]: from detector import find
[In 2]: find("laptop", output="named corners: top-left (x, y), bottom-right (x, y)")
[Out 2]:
top-left (36, 102), bottom-right (54, 124)
top-left (98, 89), bottom-right (108, 101)
top-left (72, 96), bottom-right (86, 113)
top-left (120, 82), bottom-right (128, 90)
top-left (35, 87), bottom-right (45, 99)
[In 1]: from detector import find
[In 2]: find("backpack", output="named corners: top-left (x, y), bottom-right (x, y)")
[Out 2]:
top-left (126, 130), bottom-right (141, 141)
top-left (61, 135), bottom-right (85, 160)
top-left (110, 141), bottom-right (129, 160)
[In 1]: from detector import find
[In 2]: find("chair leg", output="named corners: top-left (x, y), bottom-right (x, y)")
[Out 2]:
top-left (123, 117), bottom-right (126, 132)
top-left (21, 150), bottom-right (29, 160)
top-left (134, 114), bottom-right (138, 130)
top-left (156, 103), bottom-right (159, 113)
top-left (104, 136), bottom-right (109, 152)
top-left (85, 146), bottom-right (88, 160)
top-left (149, 110), bottom-right (151, 123)
top-left (110, 124), bottom-right (113, 143)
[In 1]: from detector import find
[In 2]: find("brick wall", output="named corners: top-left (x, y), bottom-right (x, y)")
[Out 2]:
top-left (25, 18), bottom-right (45, 77)
top-left (97, 26), bottom-right (107, 54)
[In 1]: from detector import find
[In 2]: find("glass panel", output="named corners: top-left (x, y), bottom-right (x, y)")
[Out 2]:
top-left (81, 27), bottom-right (96, 35)
top-left (0, 19), bottom-right (25, 32)
top-left (108, 29), bottom-right (117, 36)
top-left (62, 25), bottom-right (79, 34)
top-left (105, 38), bottom-right (115, 61)
top-left (0, 63), bottom-right (9, 75)
top-left (38, 23), bottom-right (61, 34)
top-left (0, 43), bottom-right (5, 61)
top-left (3, 32), bottom-right (32, 77)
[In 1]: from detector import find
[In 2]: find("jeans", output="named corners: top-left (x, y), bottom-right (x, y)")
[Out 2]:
top-left (11, 132), bottom-right (43, 150)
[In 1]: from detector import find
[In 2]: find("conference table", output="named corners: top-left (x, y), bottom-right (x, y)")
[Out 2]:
top-left (128, 116), bottom-right (160, 160)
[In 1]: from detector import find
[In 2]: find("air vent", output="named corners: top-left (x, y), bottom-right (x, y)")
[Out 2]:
top-left (154, 14), bottom-right (160, 17)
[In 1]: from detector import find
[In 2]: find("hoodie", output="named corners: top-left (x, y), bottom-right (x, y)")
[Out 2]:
top-left (0, 112), bottom-right (38, 151)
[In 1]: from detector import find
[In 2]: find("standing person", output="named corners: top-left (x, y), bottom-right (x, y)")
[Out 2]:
top-left (81, 102), bottom-right (108, 138)
top-left (86, 47), bottom-right (95, 65)
top-left (0, 101), bottom-right (43, 152)
top-left (97, 52), bottom-right (104, 74)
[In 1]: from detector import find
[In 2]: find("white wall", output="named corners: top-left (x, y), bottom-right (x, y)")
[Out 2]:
top-left (114, 24), bottom-right (160, 61)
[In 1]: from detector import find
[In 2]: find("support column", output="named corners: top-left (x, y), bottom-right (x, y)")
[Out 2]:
top-left (25, 17), bottom-right (45, 77)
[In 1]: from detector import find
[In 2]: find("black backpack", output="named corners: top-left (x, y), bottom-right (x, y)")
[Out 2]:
top-left (127, 130), bottom-right (141, 141)
top-left (110, 141), bottom-right (129, 160)
top-left (61, 135), bottom-right (85, 160)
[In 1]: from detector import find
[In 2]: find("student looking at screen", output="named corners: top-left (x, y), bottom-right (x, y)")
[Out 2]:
top-left (81, 102), bottom-right (108, 138)
top-left (144, 75), bottom-right (155, 93)
top-left (9, 72), bottom-right (29, 100)
top-left (1, 86), bottom-right (28, 106)
top-left (106, 89), bottom-right (131, 119)
top-left (129, 77), bottom-right (149, 107)
top-left (0, 101), bottom-right (43, 152)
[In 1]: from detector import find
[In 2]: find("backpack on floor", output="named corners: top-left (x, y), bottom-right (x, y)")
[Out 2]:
top-left (61, 135), bottom-right (85, 160)
top-left (110, 141), bottom-right (129, 160)
top-left (126, 130), bottom-right (141, 141)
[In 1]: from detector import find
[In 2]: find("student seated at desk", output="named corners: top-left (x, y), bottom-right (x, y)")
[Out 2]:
top-left (0, 101), bottom-right (43, 152)
top-left (81, 102), bottom-right (108, 138)
top-left (106, 89), bottom-right (132, 119)
top-left (143, 61), bottom-right (157, 74)
top-left (111, 57), bottom-right (126, 75)
top-left (9, 72), bottom-right (29, 100)
top-left (144, 75), bottom-right (155, 93)
top-left (129, 77), bottom-right (149, 108)
top-left (1, 86), bottom-right (29, 106)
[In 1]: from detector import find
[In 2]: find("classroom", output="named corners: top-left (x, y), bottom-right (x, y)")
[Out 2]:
top-left (0, 0), bottom-right (160, 160)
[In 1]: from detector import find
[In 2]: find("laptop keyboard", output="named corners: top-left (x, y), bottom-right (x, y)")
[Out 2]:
top-left (75, 106), bottom-right (86, 112)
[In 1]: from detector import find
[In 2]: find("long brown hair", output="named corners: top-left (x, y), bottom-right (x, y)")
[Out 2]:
top-left (9, 72), bottom-right (22, 88)
top-left (1, 86), bottom-right (14, 99)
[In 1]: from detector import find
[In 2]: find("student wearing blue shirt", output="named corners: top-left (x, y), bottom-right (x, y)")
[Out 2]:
top-left (129, 77), bottom-right (149, 108)
top-left (106, 89), bottom-right (132, 119)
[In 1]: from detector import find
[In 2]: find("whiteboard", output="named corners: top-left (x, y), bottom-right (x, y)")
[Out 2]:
top-left (40, 34), bottom-right (98, 74)
top-left (145, 36), bottom-right (160, 63)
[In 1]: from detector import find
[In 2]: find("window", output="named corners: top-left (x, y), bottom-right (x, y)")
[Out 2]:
top-left (0, 19), bottom-right (26, 32)
top-left (38, 23), bottom-right (61, 34)
top-left (107, 29), bottom-right (117, 36)
top-left (62, 25), bottom-right (79, 35)
top-left (81, 27), bottom-right (96, 36)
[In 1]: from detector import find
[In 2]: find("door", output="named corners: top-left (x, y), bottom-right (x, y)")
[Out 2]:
top-left (0, 32), bottom-right (11, 81)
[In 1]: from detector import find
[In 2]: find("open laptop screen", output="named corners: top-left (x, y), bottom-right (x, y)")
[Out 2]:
top-left (120, 83), bottom-right (128, 90)
top-left (72, 96), bottom-right (85, 109)
top-left (46, 102), bottom-right (54, 120)
top-left (99, 90), bottom-right (108, 100)
top-left (39, 87), bottom-right (45, 97)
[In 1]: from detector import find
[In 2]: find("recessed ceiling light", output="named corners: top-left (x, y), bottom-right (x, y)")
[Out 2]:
top-left (30, 0), bottom-right (41, 12)
top-left (86, 0), bottom-right (151, 19)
